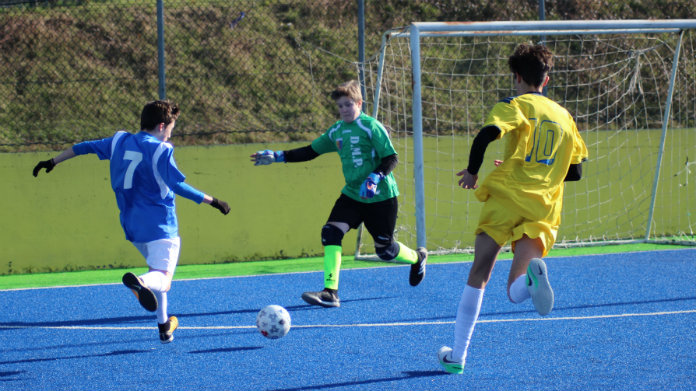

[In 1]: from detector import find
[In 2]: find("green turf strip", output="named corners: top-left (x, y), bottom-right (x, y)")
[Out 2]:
top-left (0, 243), bottom-right (691, 290)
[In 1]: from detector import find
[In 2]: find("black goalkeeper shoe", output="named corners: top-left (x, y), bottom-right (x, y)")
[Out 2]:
top-left (409, 247), bottom-right (428, 286)
top-left (301, 288), bottom-right (340, 308)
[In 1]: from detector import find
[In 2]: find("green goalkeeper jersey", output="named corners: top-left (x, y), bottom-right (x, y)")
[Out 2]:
top-left (311, 112), bottom-right (399, 203)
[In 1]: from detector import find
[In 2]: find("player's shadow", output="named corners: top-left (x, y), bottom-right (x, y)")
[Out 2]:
top-left (0, 296), bottom-right (400, 329)
top-left (174, 295), bottom-right (400, 317)
top-left (393, 295), bottom-right (696, 323)
top-left (267, 370), bottom-right (448, 391)
top-left (189, 346), bottom-right (262, 354)
top-left (284, 295), bottom-right (400, 312)
top-left (0, 336), bottom-right (159, 354)
top-left (480, 295), bottom-right (696, 317)
top-left (0, 370), bottom-right (26, 382)
top-left (177, 308), bottom-right (259, 317)
top-left (0, 349), bottom-right (150, 366)
top-left (0, 314), bottom-right (158, 328)
top-left (1, 307), bottom-right (267, 328)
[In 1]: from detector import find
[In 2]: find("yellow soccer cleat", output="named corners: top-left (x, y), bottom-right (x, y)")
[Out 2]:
top-left (158, 316), bottom-right (178, 344)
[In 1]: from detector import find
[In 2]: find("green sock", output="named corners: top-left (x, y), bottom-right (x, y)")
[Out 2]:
top-left (392, 242), bottom-right (418, 264)
top-left (323, 245), bottom-right (342, 290)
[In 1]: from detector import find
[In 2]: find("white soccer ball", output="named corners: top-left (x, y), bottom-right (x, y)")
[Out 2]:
top-left (256, 304), bottom-right (291, 339)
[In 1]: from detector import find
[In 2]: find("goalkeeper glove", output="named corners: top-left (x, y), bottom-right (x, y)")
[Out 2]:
top-left (359, 172), bottom-right (384, 199)
top-left (210, 197), bottom-right (231, 215)
top-left (33, 159), bottom-right (56, 177)
top-left (253, 150), bottom-right (285, 166)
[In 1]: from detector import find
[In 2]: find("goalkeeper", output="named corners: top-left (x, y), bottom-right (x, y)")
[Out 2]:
top-left (437, 44), bottom-right (588, 374)
top-left (33, 100), bottom-right (231, 343)
top-left (251, 80), bottom-right (427, 308)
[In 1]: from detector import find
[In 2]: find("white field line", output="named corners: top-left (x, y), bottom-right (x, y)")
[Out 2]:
top-left (1, 309), bottom-right (693, 331)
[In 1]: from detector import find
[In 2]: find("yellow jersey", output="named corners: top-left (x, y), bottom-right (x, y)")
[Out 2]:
top-left (475, 92), bottom-right (588, 223)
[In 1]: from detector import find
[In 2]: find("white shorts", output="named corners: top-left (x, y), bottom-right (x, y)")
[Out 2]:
top-left (132, 237), bottom-right (181, 274)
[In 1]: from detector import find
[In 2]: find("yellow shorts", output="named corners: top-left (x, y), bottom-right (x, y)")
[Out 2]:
top-left (475, 196), bottom-right (558, 257)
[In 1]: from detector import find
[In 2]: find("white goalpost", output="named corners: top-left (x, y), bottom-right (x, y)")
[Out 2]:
top-left (357, 20), bottom-right (696, 258)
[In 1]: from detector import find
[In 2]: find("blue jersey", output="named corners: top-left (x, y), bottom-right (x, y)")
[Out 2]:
top-left (73, 131), bottom-right (204, 242)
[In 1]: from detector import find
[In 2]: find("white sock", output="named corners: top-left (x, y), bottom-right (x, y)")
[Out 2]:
top-left (154, 290), bottom-right (168, 324)
top-left (509, 274), bottom-right (531, 303)
top-left (140, 272), bottom-right (169, 324)
top-left (140, 271), bottom-right (167, 292)
top-left (451, 284), bottom-right (484, 362)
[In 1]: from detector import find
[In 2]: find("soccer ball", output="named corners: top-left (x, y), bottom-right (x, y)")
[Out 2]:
top-left (256, 304), bottom-right (291, 339)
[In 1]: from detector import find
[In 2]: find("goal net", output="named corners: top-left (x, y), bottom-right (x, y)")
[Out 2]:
top-left (358, 20), bottom-right (696, 257)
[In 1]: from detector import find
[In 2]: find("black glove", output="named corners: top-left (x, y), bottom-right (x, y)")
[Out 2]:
top-left (210, 197), bottom-right (230, 215)
top-left (33, 159), bottom-right (56, 177)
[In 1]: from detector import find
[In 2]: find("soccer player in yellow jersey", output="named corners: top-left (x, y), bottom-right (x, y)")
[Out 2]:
top-left (438, 44), bottom-right (588, 374)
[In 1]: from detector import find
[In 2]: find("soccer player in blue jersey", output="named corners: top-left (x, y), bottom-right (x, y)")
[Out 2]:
top-left (437, 44), bottom-right (588, 374)
top-left (33, 100), bottom-right (230, 343)
top-left (251, 80), bottom-right (427, 308)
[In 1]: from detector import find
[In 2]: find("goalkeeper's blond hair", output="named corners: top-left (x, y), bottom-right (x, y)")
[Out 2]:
top-left (330, 80), bottom-right (362, 102)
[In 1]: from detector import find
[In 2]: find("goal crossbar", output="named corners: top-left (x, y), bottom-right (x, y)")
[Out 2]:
top-left (408, 19), bottom-right (696, 33)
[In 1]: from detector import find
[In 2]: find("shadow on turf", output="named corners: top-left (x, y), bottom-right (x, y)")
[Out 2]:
top-left (0, 293), bottom-right (398, 329)
top-left (0, 314), bottom-right (160, 328)
top-left (479, 295), bottom-right (696, 317)
top-left (160, 296), bottom-right (396, 318)
top-left (189, 346), bottom-right (262, 354)
top-left (391, 295), bottom-right (696, 324)
top-left (0, 330), bottom-right (263, 356)
top-left (0, 306), bottom-right (281, 327)
top-left (2, 295), bottom-right (692, 329)
top-left (0, 349), bottom-right (151, 366)
top-left (267, 370), bottom-right (449, 391)
top-left (0, 336), bottom-right (159, 354)
top-left (0, 370), bottom-right (26, 382)
top-left (172, 296), bottom-right (398, 316)
top-left (283, 295), bottom-right (401, 311)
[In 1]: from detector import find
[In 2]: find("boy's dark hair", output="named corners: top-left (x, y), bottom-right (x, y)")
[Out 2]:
top-left (508, 43), bottom-right (554, 88)
top-left (140, 100), bottom-right (180, 131)
top-left (330, 80), bottom-right (362, 102)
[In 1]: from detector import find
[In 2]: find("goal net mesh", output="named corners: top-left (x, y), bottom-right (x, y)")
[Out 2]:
top-left (360, 27), bottom-right (696, 256)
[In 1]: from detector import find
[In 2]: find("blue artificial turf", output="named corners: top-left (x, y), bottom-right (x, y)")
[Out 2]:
top-left (0, 249), bottom-right (694, 390)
